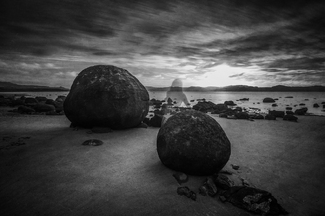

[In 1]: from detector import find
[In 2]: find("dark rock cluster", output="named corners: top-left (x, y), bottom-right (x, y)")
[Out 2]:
top-left (1, 94), bottom-right (66, 115)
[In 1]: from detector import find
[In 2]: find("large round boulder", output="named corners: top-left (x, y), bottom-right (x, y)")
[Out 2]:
top-left (157, 110), bottom-right (231, 175)
top-left (64, 65), bottom-right (149, 129)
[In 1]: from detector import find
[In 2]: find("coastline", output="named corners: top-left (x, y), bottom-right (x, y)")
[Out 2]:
top-left (1, 113), bottom-right (325, 215)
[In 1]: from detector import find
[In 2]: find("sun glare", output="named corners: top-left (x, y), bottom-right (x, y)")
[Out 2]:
top-left (192, 64), bottom-right (248, 87)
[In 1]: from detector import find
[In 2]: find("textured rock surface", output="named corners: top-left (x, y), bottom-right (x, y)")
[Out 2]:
top-left (157, 110), bottom-right (231, 175)
top-left (64, 65), bottom-right (149, 129)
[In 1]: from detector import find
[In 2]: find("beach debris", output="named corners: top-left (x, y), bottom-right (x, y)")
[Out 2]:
top-left (91, 127), bottom-right (113, 133)
top-left (231, 164), bottom-right (240, 170)
top-left (172, 172), bottom-right (188, 185)
top-left (82, 139), bottom-right (103, 146)
top-left (157, 110), bottom-right (231, 175)
top-left (283, 115), bottom-right (298, 122)
top-left (214, 174), bottom-right (234, 190)
top-left (177, 186), bottom-right (196, 201)
top-left (263, 98), bottom-right (275, 103)
top-left (219, 186), bottom-right (288, 215)
top-left (199, 177), bottom-right (218, 197)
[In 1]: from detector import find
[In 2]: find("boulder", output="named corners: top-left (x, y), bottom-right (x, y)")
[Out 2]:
top-left (268, 110), bottom-right (285, 118)
top-left (263, 97), bottom-right (275, 103)
top-left (235, 112), bottom-right (249, 119)
top-left (157, 110), bottom-right (231, 175)
top-left (64, 65), bottom-right (149, 129)
top-left (294, 107), bottom-right (308, 115)
top-left (149, 114), bottom-right (163, 127)
top-left (283, 114), bottom-right (298, 122)
top-left (10, 99), bottom-right (24, 106)
top-left (45, 99), bottom-right (56, 106)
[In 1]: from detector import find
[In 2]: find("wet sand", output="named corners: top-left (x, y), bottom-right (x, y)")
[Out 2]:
top-left (0, 113), bottom-right (325, 216)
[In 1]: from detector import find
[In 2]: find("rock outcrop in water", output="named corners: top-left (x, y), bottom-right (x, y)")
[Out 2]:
top-left (64, 65), bottom-right (149, 129)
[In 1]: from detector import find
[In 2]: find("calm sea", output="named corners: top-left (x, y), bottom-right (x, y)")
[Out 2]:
top-left (3, 91), bottom-right (325, 116)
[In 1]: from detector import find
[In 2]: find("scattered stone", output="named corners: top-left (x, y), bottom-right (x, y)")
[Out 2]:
top-left (177, 186), bottom-right (196, 201)
top-left (224, 101), bottom-right (236, 106)
top-left (299, 103), bottom-right (306, 106)
top-left (265, 114), bottom-right (276, 120)
top-left (34, 104), bottom-right (55, 112)
top-left (251, 114), bottom-right (264, 119)
top-left (219, 113), bottom-right (228, 118)
top-left (263, 98), bottom-right (275, 103)
top-left (220, 186), bottom-right (288, 215)
top-left (285, 107), bottom-right (292, 110)
top-left (235, 112), bottom-right (249, 119)
top-left (321, 102), bottom-right (325, 104)
top-left (239, 98), bottom-right (249, 101)
top-left (286, 111), bottom-right (294, 115)
top-left (268, 110), bottom-right (285, 118)
top-left (199, 185), bottom-right (209, 196)
top-left (313, 103), bottom-right (319, 108)
top-left (172, 172), bottom-right (188, 185)
top-left (202, 177), bottom-right (218, 197)
top-left (285, 96), bottom-right (293, 98)
top-left (24, 97), bottom-right (38, 105)
top-left (157, 110), bottom-right (231, 175)
top-left (91, 127), bottom-right (113, 133)
top-left (240, 178), bottom-right (251, 187)
top-left (219, 169), bottom-right (233, 175)
top-left (18, 105), bottom-right (35, 114)
top-left (193, 101), bottom-right (227, 113)
top-left (214, 174), bottom-right (235, 190)
top-left (64, 65), bottom-right (149, 129)
top-left (283, 114), bottom-right (298, 122)
top-left (231, 164), bottom-right (240, 170)
top-left (35, 96), bottom-right (47, 102)
top-left (294, 107), bottom-right (308, 115)
top-left (82, 139), bottom-right (103, 146)
top-left (271, 103), bottom-right (277, 107)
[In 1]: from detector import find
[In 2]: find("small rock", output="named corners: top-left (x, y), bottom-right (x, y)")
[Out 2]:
top-left (263, 98), bottom-right (275, 103)
top-left (82, 139), bottom-right (103, 146)
top-left (214, 174), bottom-right (235, 190)
top-left (177, 186), bottom-right (196, 201)
top-left (231, 164), bottom-right (240, 170)
top-left (283, 114), bottom-right (298, 122)
top-left (172, 172), bottom-right (188, 185)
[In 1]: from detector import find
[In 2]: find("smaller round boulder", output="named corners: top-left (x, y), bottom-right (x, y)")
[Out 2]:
top-left (157, 110), bottom-right (231, 176)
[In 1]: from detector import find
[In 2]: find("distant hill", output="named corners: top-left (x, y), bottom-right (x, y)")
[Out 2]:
top-left (147, 85), bottom-right (325, 92)
top-left (0, 81), bottom-right (69, 92)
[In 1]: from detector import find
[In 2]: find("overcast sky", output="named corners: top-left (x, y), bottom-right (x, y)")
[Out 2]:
top-left (1, 0), bottom-right (324, 87)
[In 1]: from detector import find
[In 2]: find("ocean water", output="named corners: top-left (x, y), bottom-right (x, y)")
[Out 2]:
top-left (3, 91), bottom-right (325, 116)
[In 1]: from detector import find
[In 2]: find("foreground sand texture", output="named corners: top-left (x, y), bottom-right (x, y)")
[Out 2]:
top-left (1, 114), bottom-right (325, 215)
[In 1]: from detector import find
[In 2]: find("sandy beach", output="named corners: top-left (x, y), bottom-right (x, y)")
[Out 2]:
top-left (1, 111), bottom-right (325, 216)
